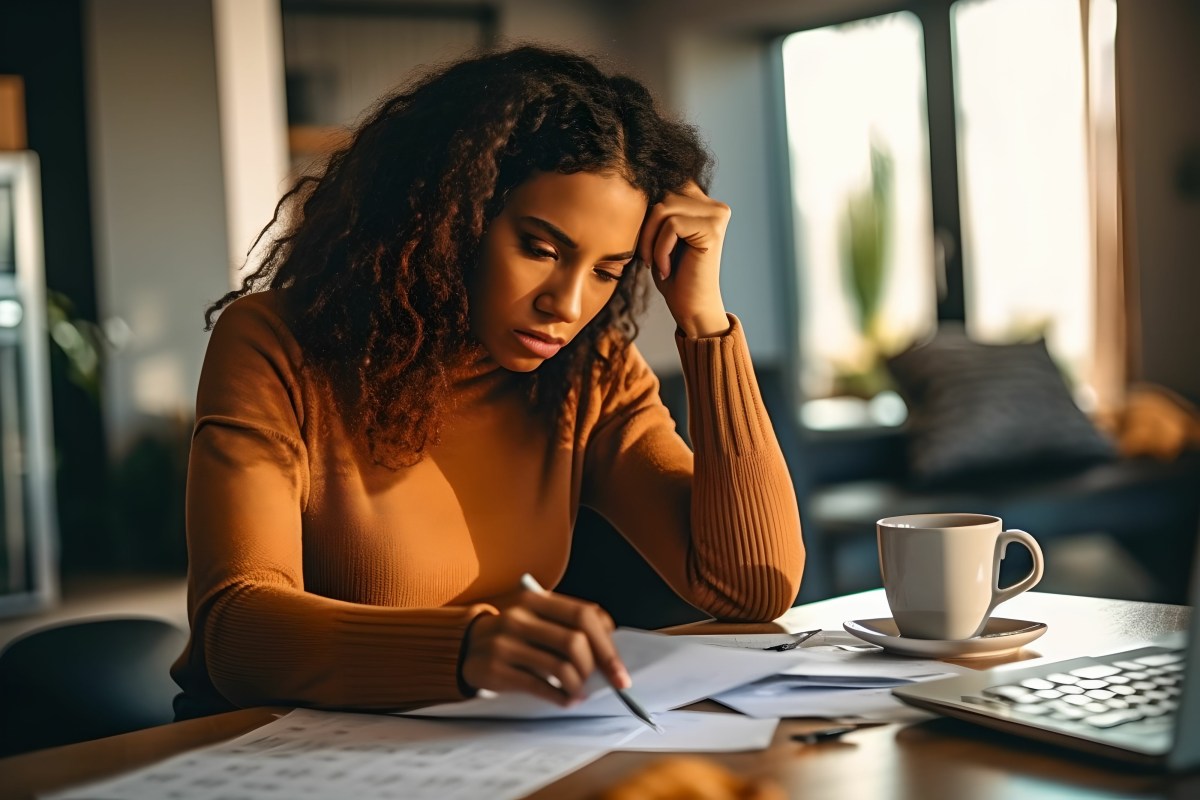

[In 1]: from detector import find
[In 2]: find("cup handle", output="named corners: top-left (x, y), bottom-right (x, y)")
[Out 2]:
top-left (985, 528), bottom-right (1045, 620)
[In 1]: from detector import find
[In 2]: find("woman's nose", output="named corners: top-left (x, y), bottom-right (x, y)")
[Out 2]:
top-left (534, 269), bottom-right (585, 324)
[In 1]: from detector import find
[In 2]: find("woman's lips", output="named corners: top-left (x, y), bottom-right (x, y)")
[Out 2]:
top-left (512, 330), bottom-right (564, 359)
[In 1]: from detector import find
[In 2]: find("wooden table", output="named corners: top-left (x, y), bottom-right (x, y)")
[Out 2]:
top-left (1, 590), bottom-right (1195, 800)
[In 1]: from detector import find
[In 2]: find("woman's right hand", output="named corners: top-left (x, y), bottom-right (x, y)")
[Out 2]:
top-left (460, 588), bottom-right (631, 706)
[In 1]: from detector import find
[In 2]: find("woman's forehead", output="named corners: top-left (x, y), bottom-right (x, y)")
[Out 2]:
top-left (505, 171), bottom-right (648, 247)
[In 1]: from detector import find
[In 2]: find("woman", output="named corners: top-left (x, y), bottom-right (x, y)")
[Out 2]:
top-left (171, 45), bottom-right (804, 719)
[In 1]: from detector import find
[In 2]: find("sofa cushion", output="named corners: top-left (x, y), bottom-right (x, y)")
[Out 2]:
top-left (886, 327), bottom-right (1117, 486)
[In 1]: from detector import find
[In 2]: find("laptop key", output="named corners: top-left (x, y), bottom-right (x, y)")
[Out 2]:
top-left (1057, 685), bottom-right (1085, 695)
top-left (1069, 665), bottom-right (1122, 680)
top-left (1020, 678), bottom-right (1056, 691)
top-left (1045, 673), bottom-right (1080, 685)
top-left (1109, 685), bottom-right (1136, 696)
top-left (1083, 709), bottom-right (1144, 728)
top-left (1131, 681), bottom-right (1155, 691)
top-left (1123, 671), bottom-right (1150, 681)
top-left (1105, 698), bottom-right (1130, 710)
top-left (1063, 695), bottom-right (1094, 707)
top-left (1076, 680), bottom-right (1111, 690)
top-left (1084, 689), bottom-right (1116, 701)
top-left (1047, 700), bottom-right (1088, 715)
top-left (1033, 689), bottom-right (1063, 700)
top-left (1134, 652), bottom-right (1184, 667)
top-left (1105, 675), bottom-right (1131, 685)
top-left (1084, 702), bottom-right (1109, 714)
top-left (1112, 660), bottom-right (1146, 671)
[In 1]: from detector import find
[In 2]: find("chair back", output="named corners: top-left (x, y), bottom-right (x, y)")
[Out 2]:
top-left (0, 616), bottom-right (187, 756)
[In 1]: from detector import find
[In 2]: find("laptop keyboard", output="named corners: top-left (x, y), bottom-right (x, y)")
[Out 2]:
top-left (966, 649), bottom-right (1186, 730)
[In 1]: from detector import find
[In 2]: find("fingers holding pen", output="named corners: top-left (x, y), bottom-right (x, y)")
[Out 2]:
top-left (461, 612), bottom-right (581, 706)
top-left (521, 589), bottom-right (631, 690)
top-left (460, 588), bottom-right (630, 707)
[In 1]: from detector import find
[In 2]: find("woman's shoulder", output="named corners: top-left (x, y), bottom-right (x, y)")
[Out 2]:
top-left (211, 290), bottom-right (294, 339)
top-left (207, 290), bottom-right (302, 363)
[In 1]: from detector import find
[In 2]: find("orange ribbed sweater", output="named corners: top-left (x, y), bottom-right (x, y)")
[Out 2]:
top-left (171, 291), bottom-right (803, 716)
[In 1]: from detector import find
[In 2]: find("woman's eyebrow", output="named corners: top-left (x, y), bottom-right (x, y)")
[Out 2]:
top-left (520, 216), bottom-right (635, 262)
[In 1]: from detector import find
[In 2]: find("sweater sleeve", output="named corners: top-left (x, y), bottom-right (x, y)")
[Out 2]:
top-left (176, 297), bottom-right (495, 712)
top-left (579, 314), bottom-right (805, 621)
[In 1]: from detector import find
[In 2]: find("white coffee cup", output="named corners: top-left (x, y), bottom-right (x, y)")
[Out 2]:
top-left (877, 513), bottom-right (1044, 640)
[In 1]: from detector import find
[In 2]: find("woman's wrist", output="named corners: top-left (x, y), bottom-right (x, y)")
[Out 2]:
top-left (457, 611), bottom-right (493, 697)
top-left (674, 302), bottom-right (731, 339)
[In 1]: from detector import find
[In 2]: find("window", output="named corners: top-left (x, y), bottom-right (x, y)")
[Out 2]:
top-left (953, 0), bottom-right (1095, 388)
top-left (781, 13), bottom-right (936, 406)
top-left (779, 0), bottom-right (1118, 425)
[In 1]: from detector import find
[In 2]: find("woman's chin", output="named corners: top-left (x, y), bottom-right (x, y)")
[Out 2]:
top-left (501, 358), bottom-right (545, 373)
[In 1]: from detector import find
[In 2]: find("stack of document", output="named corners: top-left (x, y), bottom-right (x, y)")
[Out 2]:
top-left (711, 647), bottom-right (966, 721)
top-left (408, 629), bottom-right (964, 725)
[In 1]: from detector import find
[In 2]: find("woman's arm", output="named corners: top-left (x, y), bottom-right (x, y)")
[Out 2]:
top-left (579, 326), bottom-right (805, 622)
top-left (579, 183), bottom-right (804, 621)
top-left (177, 298), bottom-right (496, 711)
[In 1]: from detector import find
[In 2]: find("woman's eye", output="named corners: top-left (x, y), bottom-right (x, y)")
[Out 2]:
top-left (594, 270), bottom-right (622, 283)
top-left (522, 238), bottom-right (557, 260)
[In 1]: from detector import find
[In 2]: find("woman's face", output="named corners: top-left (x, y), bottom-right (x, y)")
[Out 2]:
top-left (469, 170), bottom-right (648, 372)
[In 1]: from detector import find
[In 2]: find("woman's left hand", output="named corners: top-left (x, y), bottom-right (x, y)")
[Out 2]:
top-left (638, 182), bottom-right (731, 338)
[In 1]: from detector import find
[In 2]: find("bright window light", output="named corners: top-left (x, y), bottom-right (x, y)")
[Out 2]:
top-left (952, 0), bottom-right (1097, 386)
top-left (781, 13), bottom-right (936, 401)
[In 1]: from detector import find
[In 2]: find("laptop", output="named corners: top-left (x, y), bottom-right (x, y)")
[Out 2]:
top-left (892, 536), bottom-right (1200, 770)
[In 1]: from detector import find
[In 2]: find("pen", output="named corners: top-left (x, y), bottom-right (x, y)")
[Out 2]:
top-left (762, 629), bottom-right (822, 651)
top-left (519, 573), bottom-right (663, 734)
top-left (790, 721), bottom-right (888, 745)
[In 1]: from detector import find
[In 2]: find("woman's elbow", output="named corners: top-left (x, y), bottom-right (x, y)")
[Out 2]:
top-left (695, 561), bottom-right (803, 622)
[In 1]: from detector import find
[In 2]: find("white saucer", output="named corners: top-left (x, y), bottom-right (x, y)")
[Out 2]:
top-left (841, 617), bottom-right (1048, 659)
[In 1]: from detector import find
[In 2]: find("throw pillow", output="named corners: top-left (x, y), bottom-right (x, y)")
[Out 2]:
top-left (886, 326), bottom-right (1117, 486)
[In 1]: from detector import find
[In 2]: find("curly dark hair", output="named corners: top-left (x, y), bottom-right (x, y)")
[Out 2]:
top-left (205, 44), bottom-right (713, 468)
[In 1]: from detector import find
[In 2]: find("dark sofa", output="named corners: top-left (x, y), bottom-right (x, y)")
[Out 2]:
top-left (793, 423), bottom-right (1200, 603)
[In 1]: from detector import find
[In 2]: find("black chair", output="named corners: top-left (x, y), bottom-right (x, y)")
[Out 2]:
top-left (0, 617), bottom-right (187, 756)
top-left (557, 506), bottom-right (709, 629)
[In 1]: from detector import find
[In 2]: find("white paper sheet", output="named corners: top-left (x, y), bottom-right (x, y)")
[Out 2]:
top-left (713, 670), bottom-right (959, 723)
top-left (773, 648), bottom-right (968, 684)
top-left (671, 632), bottom-right (819, 651)
top-left (47, 709), bottom-right (644, 800)
top-left (406, 628), bottom-right (805, 721)
top-left (615, 711), bottom-right (779, 752)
